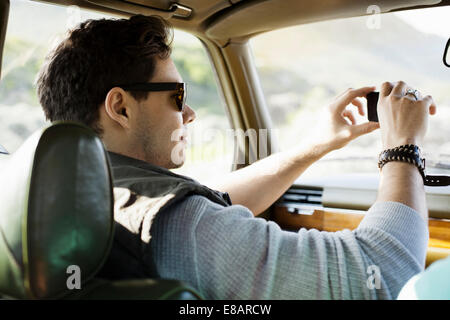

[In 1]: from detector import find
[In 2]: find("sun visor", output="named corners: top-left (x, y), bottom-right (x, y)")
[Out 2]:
top-left (206, 0), bottom-right (442, 41)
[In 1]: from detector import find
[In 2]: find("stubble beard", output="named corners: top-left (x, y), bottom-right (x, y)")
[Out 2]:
top-left (134, 118), bottom-right (185, 169)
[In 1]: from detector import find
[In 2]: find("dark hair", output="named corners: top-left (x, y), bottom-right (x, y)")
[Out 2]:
top-left (36, 15), bottom-right (173, 135)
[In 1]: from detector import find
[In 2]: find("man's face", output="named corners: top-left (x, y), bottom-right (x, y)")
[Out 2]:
top-left (129, 57), bottom-right (196, 169)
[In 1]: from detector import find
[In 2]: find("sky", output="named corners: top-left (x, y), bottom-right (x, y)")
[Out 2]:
top-left (394, 6), bottom-right (450, 38)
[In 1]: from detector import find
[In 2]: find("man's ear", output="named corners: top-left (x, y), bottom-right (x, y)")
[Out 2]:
top-left (104, 87), bottom-right (133, 129)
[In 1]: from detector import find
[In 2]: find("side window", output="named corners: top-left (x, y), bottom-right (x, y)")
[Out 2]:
top-left (0, 0), bottom-right (109, 165)
top-left (0, 0), bottom-right (233, 181)
top-left (170, 31), bottom-right (233, 182)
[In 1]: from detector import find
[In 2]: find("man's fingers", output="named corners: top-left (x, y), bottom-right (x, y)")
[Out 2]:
top-left (423, 95), bottom-right (437, 115)
top-left (351, 98), bottom-right (365, 116)
top-left (391, 81), bottom-right (408, 97)
top-left (430, 105), bottom-right (437, 115)
top-left (342, 110), bottom-right (356, 125)
top-left (351, 121), bottom-right (380, 137)
top-left (334, 86), bottom-right (376, 113)
top-left (380, 81), bottom-right (393, 97)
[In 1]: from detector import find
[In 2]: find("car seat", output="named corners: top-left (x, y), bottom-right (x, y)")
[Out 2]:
top-left (0, 121), bottom-right (201, 300)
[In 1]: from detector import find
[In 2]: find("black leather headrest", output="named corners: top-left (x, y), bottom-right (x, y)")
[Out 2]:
top-left (0, 122), bottom-right (114, 299)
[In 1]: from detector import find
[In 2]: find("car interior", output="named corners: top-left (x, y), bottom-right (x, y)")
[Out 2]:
top-left (0, 0), bottom-right (449, 300)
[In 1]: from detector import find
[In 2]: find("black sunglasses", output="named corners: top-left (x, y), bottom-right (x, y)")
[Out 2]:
top-left (118, 82), bottom-right (187, 112)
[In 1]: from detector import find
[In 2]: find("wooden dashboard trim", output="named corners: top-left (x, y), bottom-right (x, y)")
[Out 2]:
top-left (272, 206), bottom-right (450, 267)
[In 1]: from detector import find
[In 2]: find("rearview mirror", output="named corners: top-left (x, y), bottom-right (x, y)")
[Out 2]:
top-left (444, 38), bottom-right (450, 67)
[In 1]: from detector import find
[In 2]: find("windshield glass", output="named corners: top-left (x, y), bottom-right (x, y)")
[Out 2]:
top-left (251, 7), bottom-right (450, 179)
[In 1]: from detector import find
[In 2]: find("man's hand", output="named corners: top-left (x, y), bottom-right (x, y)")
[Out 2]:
top-left (376, 81), bottom-right (437, 221)
top-left (314, 86), bottom-right (380, 151)
top-left (378, 81), bottom-right (437, 149)
top-left (208, 85), bottom-right (381, 215)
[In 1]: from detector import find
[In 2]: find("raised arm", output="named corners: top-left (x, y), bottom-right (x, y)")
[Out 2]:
top-left (375, 81), bottom-right (436, 221)
top-left (206, 86), bottom-right (380, 215)
top-left (153, 194), bottom-right (428, 299)
top-left (152, 82), bottom-right (434, 299)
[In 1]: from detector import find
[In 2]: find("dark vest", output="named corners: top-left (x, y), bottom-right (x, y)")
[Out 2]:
top-left (97, 152), bottom-right (232, 279)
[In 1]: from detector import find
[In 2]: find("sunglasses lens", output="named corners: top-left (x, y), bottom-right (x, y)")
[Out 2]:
top-left (177, 86), bottom-right (186, 112)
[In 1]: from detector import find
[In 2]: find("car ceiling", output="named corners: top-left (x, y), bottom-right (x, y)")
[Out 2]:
top-left (35, 0), bottom-right (449, 45)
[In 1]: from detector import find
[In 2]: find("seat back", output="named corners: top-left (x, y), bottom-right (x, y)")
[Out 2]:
top-left (0, 121), bottom-right (202, 300)
top-left (0, 122), bottom-right (114, 299)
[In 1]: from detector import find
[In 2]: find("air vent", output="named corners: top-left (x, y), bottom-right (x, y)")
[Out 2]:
top-left (275, 187), bottom-right (323, 215)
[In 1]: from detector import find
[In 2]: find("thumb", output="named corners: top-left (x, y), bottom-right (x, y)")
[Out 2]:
top-left (350, 121), bottom-right (380, 137)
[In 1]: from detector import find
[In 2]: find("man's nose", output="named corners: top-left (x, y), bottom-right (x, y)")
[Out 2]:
top-left (183, 104), bottom-right (196, 124)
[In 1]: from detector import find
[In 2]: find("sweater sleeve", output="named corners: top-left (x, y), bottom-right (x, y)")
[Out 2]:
top-left (150, 196), bottom-right (428, 300)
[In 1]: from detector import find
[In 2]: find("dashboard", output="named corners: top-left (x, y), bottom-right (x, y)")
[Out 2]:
top-left (272, 173), bottom-right (450, 267)
top-left (286, 173), bottom-right (450, 219)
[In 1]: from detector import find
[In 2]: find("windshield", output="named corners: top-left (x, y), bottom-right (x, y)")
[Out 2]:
top-left (251, 7), bottom-right (450, 178)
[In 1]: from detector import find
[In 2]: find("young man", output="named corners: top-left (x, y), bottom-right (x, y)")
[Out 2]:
top-left (37, 15), bottom-right (436, 299)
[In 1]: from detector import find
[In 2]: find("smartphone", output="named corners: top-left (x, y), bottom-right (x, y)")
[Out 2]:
top-left (366, 91), bottom-right (379, 122)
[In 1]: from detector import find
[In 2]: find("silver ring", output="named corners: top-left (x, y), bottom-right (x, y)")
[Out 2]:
top-left (405, 89), bottom-right (420, 100)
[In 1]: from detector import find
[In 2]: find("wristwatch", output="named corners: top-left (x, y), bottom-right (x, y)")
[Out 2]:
top-left (378, 144), bottom-right (450, 187)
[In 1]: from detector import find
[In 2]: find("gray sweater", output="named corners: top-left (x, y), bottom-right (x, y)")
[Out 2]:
top-left (150, 196), bottom-right (428, 299)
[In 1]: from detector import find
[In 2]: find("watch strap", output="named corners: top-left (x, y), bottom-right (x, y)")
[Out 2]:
top-left (424, 175), bottom-right (450, 187)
